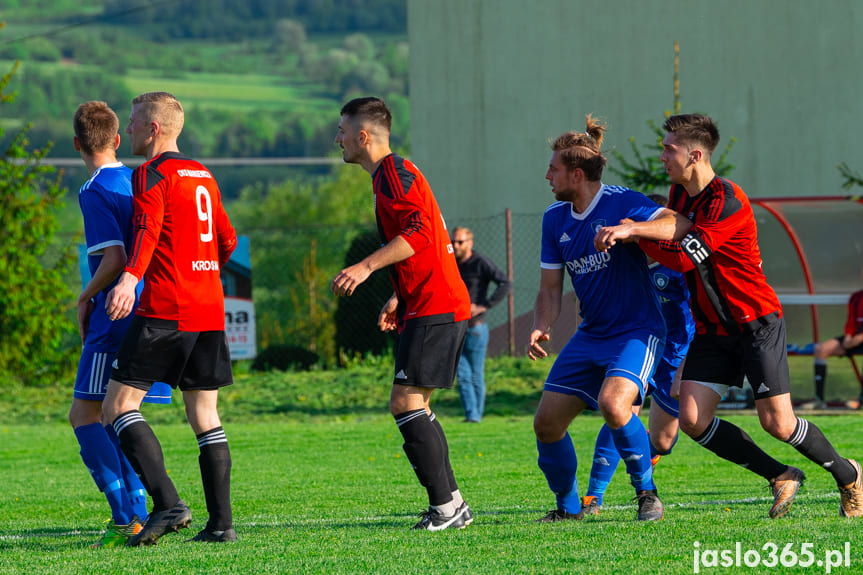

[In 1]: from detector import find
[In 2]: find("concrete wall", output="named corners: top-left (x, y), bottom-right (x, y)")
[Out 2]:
top-left (408, 0), bottom-right (863, 216)
top-left (406, 0), bottom-right (863, 351)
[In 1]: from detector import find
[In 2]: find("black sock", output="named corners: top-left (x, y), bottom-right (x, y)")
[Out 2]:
top-left (429, 412), bottom-right (459, 493)
top-left (692, 417), bottom-right (787, 480)
top-left (814, 362), bottom-right (827, 401)
top-left (788, 418), bottom-right (856, 485)
top-left (197, 427), bottom-right (233, 531)
top-left (394, 409), bottom-right (452, 506)
top-left (112, 410), bottom-right (179, 511)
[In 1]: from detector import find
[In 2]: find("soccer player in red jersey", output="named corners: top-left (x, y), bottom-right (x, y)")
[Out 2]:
top-left (103, 92), bottom-right (239, 544)
top-left (594, 114), bottom-right (863, 518)
top-left (813, 269), bottom-right (863, 407)
top-left (331, 97), bottom-right (473, 530)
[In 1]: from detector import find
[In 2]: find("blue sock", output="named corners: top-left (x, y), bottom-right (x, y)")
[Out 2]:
top-left (537, 433), bottom-right (581, 514)
top-left (586, 424), bottom-right (620, 505)
top-left (609, 414), bottom-right (656, 492)
top-left (74, 423), bottom-right (134, 525)
top-left (105, 424), bottom-right (149, 521)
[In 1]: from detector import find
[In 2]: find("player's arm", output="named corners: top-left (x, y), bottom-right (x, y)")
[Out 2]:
top-left (107, 169), bottom-right (165, 320)
top-left (78, 245), bottom-right (126, 343)
top-left (594, 208), bottom-right (689, 251)
top-left (214, 194), bottom-right (238, 266)
top-left (331, 235), bottom-right (415, 297)
top-left (528, 267), bottom-right (564, 361)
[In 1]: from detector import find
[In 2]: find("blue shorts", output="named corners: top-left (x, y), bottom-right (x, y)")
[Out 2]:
top-left (648, 356), bottom-right (681, 418)
top-left (74, 347), bottom-right (172, 404)
top-left (544, 328), bottom-right (664, 410)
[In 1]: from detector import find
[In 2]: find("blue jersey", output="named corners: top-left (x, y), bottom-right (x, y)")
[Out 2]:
top-left (78, 162), bottom-right (137, 351)
top-left (649, 262), bottom-right (695, 362)
top-left (540, 185), bottom-right (665, 338)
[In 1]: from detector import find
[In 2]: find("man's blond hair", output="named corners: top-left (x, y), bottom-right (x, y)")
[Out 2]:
top-left (132, 91), bottom-right (184, 137)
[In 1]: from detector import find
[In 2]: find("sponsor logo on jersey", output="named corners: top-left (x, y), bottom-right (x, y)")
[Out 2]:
top-left (590, 219), bottom-right (606, 234)
top-left (565, 251), bottom-right (611, 275)
top-left (192, 260), bottom-right (220, 271)
top-left (559, 233), bottom-right (571, 243)
top-left (653, 273), bottom-right (670, 290)
top-left (177, 169), bottom-right (212, 178)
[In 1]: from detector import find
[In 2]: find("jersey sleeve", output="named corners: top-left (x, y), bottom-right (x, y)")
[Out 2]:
top-left (393, 192), bottom-right (433, 254)
top-left (125, 165), bottom-right (166, 280)
top-left (79, 185), bottom-right (124, 255)
top-left (540, 210), bottom-right (563, 269)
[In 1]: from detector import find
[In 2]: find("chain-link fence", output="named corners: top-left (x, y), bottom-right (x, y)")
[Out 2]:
top-left (245, 209), bottom-right (583, 368)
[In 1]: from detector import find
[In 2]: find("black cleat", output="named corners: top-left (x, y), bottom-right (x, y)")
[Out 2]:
top-left (536, 508), bottom-right (584, 523)
top-left (412, 506), bottom-right (468, 531)
top-left (127, 500), bottom-right (192, 546)
top-left (186, 527), bottom-right (238, 543)
top-left (457, 502), bottom-right (473, 526)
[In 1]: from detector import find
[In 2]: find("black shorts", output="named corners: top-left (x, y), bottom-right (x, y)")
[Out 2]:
top-left (393, 317), bottom-right (468, 389)
top-left (682, 313), bottom-right (790, 400)
top-left (830, 335), bottom-right (863, 355)
top-left (112, 316), bottom-right (233, 392)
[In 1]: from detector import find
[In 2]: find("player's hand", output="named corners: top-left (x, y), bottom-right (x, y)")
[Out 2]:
top-left (331, 262), bottom-right (372, 297)
top-left (378, 294), bottom-right (399, 332)
top-left (105, 272), bottom-right (138, 321)
top-left (77, 298), bottom-right (95, 344)
top-left (527, 329), bottom-right (551, 361)
top-left (594, 222), bottom-right (636, 252)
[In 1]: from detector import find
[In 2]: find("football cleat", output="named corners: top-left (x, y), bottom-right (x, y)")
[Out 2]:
top-left (186, 527), bottom-right (238, 542)
top-left (839, 459), bottom-right (863, 517)
top-left (536, 508), bottom-right (584, 523)
top-left (635, 490), bottom-right (664, 521)
top-left (127, 500), bottom-right (192, 546)
top-left (768, 466), bottom-right (805, 519)
top-left (456, 502), bottom-right (474, 526)
top-left (581, 496), bottom-right (601, 516)
top-left (412, 506), bottom-right (469, 531)
top-left (92, 516), bottom-right (143, 548)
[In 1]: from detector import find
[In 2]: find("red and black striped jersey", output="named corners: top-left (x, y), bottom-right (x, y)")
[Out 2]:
top-left (845, 289), bottom-right (863, 336)
top-left (639, 176), bottom-right (781, 336)
top-left (372, 154), bottom-right (470, 328)
top-left (126, 152), bottom-right (237, 331)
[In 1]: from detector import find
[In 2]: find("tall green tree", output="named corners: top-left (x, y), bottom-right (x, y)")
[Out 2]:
top-left (0, 25), bottom-right (76, 385)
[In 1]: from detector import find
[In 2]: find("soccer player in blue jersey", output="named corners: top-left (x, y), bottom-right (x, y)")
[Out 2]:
top-left (582, 193), bottom-right (695, 515)
top-left (70, 101), bottom-right (169, 547)
top-left (528, 116), bottom-right (681, 522)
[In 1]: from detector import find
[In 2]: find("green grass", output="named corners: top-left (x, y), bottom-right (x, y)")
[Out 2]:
top-left (2, 413), bottom-right (862, 574)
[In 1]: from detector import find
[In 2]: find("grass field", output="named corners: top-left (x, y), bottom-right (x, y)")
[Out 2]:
top-left (2, 356), bottom-right (862, 573)
top-left (2, 412), bottom-right (863, 573)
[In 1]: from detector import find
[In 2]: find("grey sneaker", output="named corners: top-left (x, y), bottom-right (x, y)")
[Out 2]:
top-left (635, 490), bottom-right (664, 521)
top-left (127, 500), bottom-right (192, 546)
top-left (581, 496), bottom-right (601, 516)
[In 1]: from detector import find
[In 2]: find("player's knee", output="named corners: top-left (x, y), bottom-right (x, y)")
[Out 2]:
top-left (760, 416), bottom-right (795, 441)
top-left (596, 398), bottom-right (630, 429)
top-left (678, 414), bottom-right (706, 438)
top-left (533, 416), bottom-right (564, 443)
